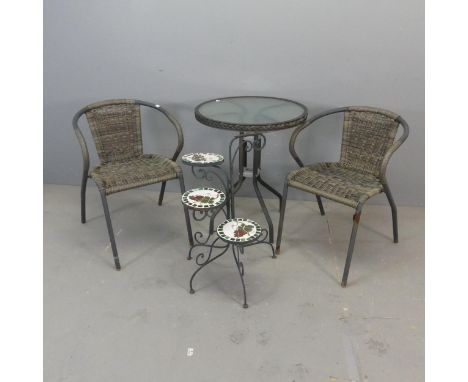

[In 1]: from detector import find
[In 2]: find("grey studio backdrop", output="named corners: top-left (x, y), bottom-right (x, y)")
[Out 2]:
top-left (44, 0), bottom-right (424, 206)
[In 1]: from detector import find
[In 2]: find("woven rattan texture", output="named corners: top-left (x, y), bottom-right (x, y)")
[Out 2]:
top-left (90, 154), bottom-right (180, 195)
top-left (85, 100), bottom-right (143, 164)
top-left (340, 108), bottom-right (399, 176)
top-left (195, 109), bottom-right (307, 132)
top-left (288, 162), bottom-right (383, 208)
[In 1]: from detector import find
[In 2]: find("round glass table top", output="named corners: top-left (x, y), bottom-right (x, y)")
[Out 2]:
top-left (195, 96), bottom-right (307, 132)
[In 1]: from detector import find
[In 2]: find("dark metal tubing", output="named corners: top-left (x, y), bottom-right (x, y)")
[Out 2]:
top-left (275, 178), bottom-right (289, 254)
top-left (99, 190), bottom-right (121, 270)
top-left (288, 107), bottom-right (348, 213)
top-left (238, 133), bottom-right (246, 181)
top-left (158, 182), bottom-right (166, 206)
top-left (289, 107), bottom-right (348, 168)
top-left (251, 135), bottom-right (274, 243)
top-left (189, 238), bottom-right (230, 293)
top-left (188, 224), bottom-right (274, 308)
top-left (316, 195), bottom-right (325, 216)
top-left (72, 99), bottom-right (188, 269)
top-left (208, 206), bottom-right (227, 235)
top-left (341, 204), bottom-right (363, 287)
top-left (239, 229), bottom-right (276, 259)
top-left (383, 183), bottom-right (398, 243)
top-left (257, 175), bottom-right (283, 209)
top-left (232, 245), bottom-right (248, 308)
top-left (81, 174), bottom-right (88, 223)
top-left (188, 165), bottom-right (231, 233)
top-left (72, 106), bottom-right (91, 224)
top-left (137, 100), bottom-right (184, 207)
top-left (251, 135), bottom-right (282, 207)
top-left (285, 107), bottom-right (410, 286)
top-left (228, 133), bottom-right (275, 242)
top-left (178, 173), bottom-right (194, 247)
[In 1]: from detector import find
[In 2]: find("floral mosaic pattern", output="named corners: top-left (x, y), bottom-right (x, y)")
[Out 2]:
top-left (189, 194), bottom-right (216, 204)
top-left (181, 152), bottom-right (224, 166)
top-left (181, 187), bottom-right (225, 210)
top-left (217, 218), bottom-right (262, 243)
top-left (234, 223), bottom-right (254, 237)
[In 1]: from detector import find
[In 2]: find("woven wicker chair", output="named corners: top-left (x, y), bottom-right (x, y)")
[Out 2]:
top-left (276, 106), bottom-right (409, 287)
top-left (73, 99), bottom-right (193, 270)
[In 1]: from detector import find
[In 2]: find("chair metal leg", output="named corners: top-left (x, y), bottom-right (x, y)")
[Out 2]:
top-left (99, 190), bottom-right (121, 271)
top-left (178, 174), bottom-right (194, 246)
top-left (316, 195), bottom-right (325, 216)
top-left (81, 174), bottom-right (88, 223)
top-left (158, 181), bottom-right (167, 206)
top-left (275, 180), bottom-right (289, 254)
top-left (383, 184), bottom-right (398, 243)
top-left (341, 207), bottom-right (362, 287)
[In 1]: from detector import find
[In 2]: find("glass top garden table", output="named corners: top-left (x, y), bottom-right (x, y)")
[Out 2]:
top-left (195, 96), bottom-right (308, 243)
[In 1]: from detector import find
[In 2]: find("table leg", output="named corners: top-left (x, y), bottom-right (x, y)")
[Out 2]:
top-left (257, 175), bottom-right (282, 210)
top-left (230, 134), bottom-right (248, 217)
top-left (252, 135), bottom-right (274, 243)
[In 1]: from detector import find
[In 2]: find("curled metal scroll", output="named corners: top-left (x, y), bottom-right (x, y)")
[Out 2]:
top-left (192, 209), bottom-right (209, 221)
top-left (190, 166), bottom-right (229, 193)
top-left (228, 133), bottom-right (267, 167)
top-left (228, 133), bottom-right (267, 194)
top-left (193, 237), bottom-right (230, 266)
top-left (240, 229), bottom-right (276, 257)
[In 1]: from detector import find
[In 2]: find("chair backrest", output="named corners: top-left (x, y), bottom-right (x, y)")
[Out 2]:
top-left (84, 99), bottom-right (143, 164)
top-left (339, 107), bottom-right (400, 176)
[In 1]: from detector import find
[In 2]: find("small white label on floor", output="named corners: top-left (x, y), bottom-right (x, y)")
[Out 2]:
top-left (187, 347), bottom-right (194, 356)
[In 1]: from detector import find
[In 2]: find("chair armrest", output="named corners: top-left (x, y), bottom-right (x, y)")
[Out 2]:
top-left (289, 107), bottom-right (347, 167)
top-left (379, 116), bottom-right (410, 183)
top-left (137, 101), bottom-right (184, 162)
top-left (72, 107), bottom-right (90, 178)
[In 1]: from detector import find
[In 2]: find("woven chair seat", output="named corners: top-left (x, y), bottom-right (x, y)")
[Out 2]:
top-left (90, 154), bottom-right (180, 195)
top-left (288, 162), bottom-right (383, 208)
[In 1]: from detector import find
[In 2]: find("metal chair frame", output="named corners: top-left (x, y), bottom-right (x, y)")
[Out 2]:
top-left (276, 107), bottom-right (409, 287)
top-left (72, 99), bottom-right (193, 270)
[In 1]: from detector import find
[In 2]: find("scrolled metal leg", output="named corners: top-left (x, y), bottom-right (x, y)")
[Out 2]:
top-left (208, 207), bottom-right (223, 234)
top-left (341, 208), bottom-right (362, 288)
top-left (232, 245), bottom-right (248, 308)
top-left (189, 238), bottom-right (230, 293)
top-left (316, 195), bottom-right (325, 216)
top-left (99, 190), bottom-right (121, 271)
top-left (275, 180), bottom-right (289, 254)
top-left (178, 174), bottom-right (194, 247)
top-left (383, 184), bottom-right (398, 243)
top-left (81, 174), bottom-right (87, 224)
top-left (158, 181), bottom-right (167, 206)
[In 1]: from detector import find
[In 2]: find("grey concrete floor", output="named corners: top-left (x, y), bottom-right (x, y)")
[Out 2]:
top-left (44, 184), bottom-right (424, 382)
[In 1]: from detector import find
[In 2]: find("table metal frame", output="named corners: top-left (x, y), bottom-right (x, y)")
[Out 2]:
top-left (228, 133), bottom-right (282, 244)
top-left (195, 96), bottom-right (308, 244)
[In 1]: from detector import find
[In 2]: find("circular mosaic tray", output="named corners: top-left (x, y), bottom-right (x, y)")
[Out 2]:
top-left (217, 218), bottom-right (262, 244)
top-left (181, 187), bottom-right (226, 210)
top-left (181, 152), bottom-right (224, 166)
